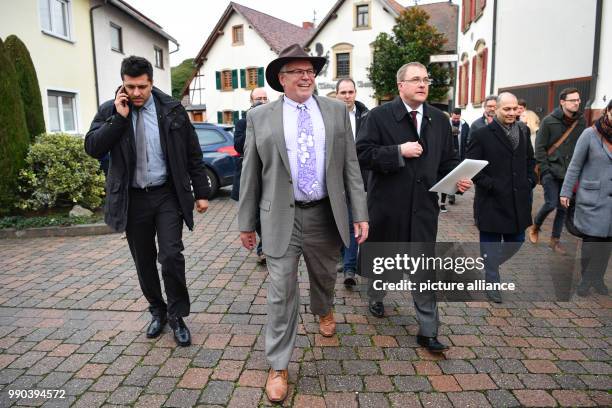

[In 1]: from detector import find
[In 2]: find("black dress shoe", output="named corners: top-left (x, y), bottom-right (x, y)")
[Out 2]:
top-left (168, 317), bottom-right (191, 347)
top-left (576, 280), bottom-right (591, 297)
top-left (593, 281), bottom-right (609, 295)
top-left (416, 335), bottom-right (449, 353)
top-left (344, 269), bottom-right (357, 287)
top-left (486, 289), bottom-right (502, 303)
top-left (368, 301), bottom-right (385, 318)
top-left (146, 316), bottom-right (167, 338)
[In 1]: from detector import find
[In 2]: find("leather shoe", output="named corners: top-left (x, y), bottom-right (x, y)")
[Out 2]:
top-left (319, 310), bottom-right (336, 337)
top-left (266, 369), bottom-right (288, 402)
top-left (343, 269), bottom-right (357, 287)
top-left (593, 281), bottom-right (609, 295)
top-left (486, 289), bottom-right (502, 303)
top-left (528, 224), bottom-right (539, 244)
top-left (416, 335), bottom-right (449, 353)
top-left (369, 300), bottom-right (385, 318)
top-left (146, 316), bottom-right (166, 338)
top-left (168, 317), bottom-right (191, 347)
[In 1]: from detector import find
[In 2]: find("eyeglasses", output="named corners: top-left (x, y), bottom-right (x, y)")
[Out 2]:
top-left (253, 97), bottom-right (268, 102)
top-left (280, 69), bottom-right (316, 77)
top-left (401, 77), bottom-right (433, 86)
top-left (563, 98), bottom-right (581, 103)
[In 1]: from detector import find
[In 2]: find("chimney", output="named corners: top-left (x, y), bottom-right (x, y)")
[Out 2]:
top-left (302, 21), bottom-right (314, 29)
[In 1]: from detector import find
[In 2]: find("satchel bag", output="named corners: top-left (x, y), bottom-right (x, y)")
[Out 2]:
top-left (565, 193), bottom-right (586, 238)
top-left (534, 120), bottom-right (578, 184)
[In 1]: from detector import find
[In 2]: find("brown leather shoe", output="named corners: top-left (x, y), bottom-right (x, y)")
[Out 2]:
top-left (549, 237), bottom-right (567, 255)
top-left (266, 369), bottom-right (288, 402)
top-left (528, 225), bottom-right (540, 244)
top-left (319, 310), bottom-right (336, 337)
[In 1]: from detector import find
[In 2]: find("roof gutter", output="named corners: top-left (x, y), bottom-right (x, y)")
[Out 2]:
top-left (585, 0), bottom-right (602, 115)
top-left (90, 2), bottom-right (105, 107)
top-left (489, 0), bottom-right (497, 94)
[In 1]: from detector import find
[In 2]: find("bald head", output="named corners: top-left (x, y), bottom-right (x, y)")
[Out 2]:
top-left (496, 92), bottom-right (518, 125)
top-left (250, 87), bottom-right (268, 105)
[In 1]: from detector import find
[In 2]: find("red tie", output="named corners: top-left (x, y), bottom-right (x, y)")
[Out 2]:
top-left (410, 111), bottom-right (419, 132)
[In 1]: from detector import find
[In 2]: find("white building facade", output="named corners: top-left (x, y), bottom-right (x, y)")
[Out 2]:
top-left (91, 0), bottom-right (177, 105)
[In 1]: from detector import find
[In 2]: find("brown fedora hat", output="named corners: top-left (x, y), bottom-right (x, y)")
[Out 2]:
top-left (265, 43), bottom-right (327, 92)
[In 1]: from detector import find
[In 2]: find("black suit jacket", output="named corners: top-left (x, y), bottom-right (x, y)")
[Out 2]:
top-left (466, 121), bottom-right (536, 234)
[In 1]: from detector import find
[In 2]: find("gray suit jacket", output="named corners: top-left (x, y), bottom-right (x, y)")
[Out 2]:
top-left (238, 95), bottom-right (368, 257)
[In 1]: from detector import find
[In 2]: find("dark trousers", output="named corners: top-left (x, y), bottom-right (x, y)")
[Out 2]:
top-left (534, 175), bottom-right (566, 238)
top-left (480, 231), bottom-right (525, 284)
top-left (340, 202), bottom-right (358, 272)
top-left (581, 235), bottom-right (612, 284)
top-left (126, 185), bottom-right (190, 319)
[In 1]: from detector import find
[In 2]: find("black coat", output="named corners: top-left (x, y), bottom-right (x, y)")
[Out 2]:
top-left (454, 120), bottom-right (470, 161)
top-left (466, 121), bottom-right (536, 234)
top-left (231, 117), bottom-right (247, 201)
top-left (353, 100), bottom-right (370, 190)
top-left (356, 97), bottom-right (458, 242)
top-left (84, 87), bottom-right (209, 232)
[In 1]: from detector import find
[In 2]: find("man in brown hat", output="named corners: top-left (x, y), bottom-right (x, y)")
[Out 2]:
top-left (238, 44), bottom-right (369, 402)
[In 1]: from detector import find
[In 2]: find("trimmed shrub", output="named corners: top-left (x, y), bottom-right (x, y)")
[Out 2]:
top-left (4, 35), bottom-right (45, 140)
top-left (0, 37), bottom-right (30, 214)
top-left (17, 133), bottom-right (105, 211)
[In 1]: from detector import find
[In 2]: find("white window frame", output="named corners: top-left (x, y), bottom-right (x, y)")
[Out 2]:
top-left (46, 89), bottom-right (79, 134)
top-left (39, 0), bottom-right (74, 42)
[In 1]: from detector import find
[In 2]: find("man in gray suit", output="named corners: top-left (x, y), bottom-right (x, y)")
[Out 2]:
top-left (238, 44), bottom-right (369, 402)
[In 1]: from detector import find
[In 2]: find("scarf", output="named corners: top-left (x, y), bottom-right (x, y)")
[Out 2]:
top-left (562, 111), bottom-right (578, 127)
top-left (594, 108), bottom-right (612, 144)
top-left (493, 117), bottom-right (520, 150)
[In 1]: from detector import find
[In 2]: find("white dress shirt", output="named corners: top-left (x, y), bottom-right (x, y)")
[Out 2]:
top-left (349, 105), bottom-right (357, 140)
top-left (282, 95), bottom-right (328, 201)
top-left (402, 101), bottom-right (424, 137)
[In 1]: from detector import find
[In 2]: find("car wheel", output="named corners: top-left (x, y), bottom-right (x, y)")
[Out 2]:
top-left (205, 167), bottom-right (219, 198)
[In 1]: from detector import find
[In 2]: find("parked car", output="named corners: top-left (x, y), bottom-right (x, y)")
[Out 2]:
top-left (192, 122), bottom-right (238, 198)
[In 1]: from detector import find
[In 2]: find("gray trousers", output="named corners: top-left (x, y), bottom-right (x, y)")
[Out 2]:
top-left (265, 200), bottom-right (343, 370)
top-left (367, 277), bottom-right (439, 337)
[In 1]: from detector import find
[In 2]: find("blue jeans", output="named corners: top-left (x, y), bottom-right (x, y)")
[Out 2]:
top-left (534, 174), bottom-right (566, 238)
top-left (480, 231), bottom-right (525, 284)
top-left (340, 203), bottom-right (358, 272)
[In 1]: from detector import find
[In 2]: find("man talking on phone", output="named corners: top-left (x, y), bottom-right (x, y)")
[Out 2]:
top-left (85, 56), bottom-right (209, 347)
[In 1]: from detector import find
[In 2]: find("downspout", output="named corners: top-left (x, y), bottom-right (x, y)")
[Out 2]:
top-left (90, 1), bottom-right (105, 107)
top-left (489, 0), bottom-right (497, 94)
top-left (585, 0), bottom-right (602, 123)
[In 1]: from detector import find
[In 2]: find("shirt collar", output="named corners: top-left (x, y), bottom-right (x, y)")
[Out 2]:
top-left (402, 101), bottom-right (423, 116)
top-left (284, 95), bottom-right (315, 110)
top-left (140, 94), bottom-right (155, 111)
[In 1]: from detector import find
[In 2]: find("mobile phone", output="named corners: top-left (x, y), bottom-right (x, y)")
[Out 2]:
top-left (118, 85), bottom-right (130, 108)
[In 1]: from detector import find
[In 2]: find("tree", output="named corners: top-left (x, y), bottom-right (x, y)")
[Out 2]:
top-left (171, 58), bottom-right (194, 100)
top-left (0, 37), bottom-right (30, 214)
top-left (368, 7), bottom-right (451, 102)
top-left (4, 35), bottom-right (45, 140)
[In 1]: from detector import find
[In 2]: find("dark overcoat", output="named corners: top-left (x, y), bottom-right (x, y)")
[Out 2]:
top-left (356, 97), bottom-right (458, 242)
top-left (84, 87), bottom-right (209, 232)
top-left (466, 121), bottom-right (536, 234)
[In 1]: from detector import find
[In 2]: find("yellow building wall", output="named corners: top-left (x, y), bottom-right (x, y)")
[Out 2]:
top-left (0, 0), bottom-right (98, 134)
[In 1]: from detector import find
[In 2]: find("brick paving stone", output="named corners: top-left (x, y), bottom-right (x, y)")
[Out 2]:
top-left (63, 378), bottom-right (94, 396)
top-left (553, 373), bottom-right (587, 389)
top-left (578, 374), bottom-right (612, 390)
top-left (449, 334), bottom-right (483, 346)
top-left (513, 390), bottom-right (557, 407)
top-left (429, 375), bottom-right (462, 392)
top-left (343, 360), bottom-right (378, 375)
top-left (199, 380), bottom-right (235, 405)
top-left (380, 360), bottom-right (415, 375)
top-left (325, 375), bottom-right (363, 392)
top-left (237, 369), bottom-right (267, 388)
top-left (316, 360), bottom-right (342, 375)
top-left (75, 363), bottom-right (107, 379)
top-left (372, 335), bottom-right (398, 347)
top-left (90, 375), bottom-right (123, 392)
top-left (454, 373), bottom-right (497, 390)
top-left (192, 348), bottom-right (223, 368)
top-left (211, 360), bottom-right (244, 381)
top-left (438, 359), bottom-right (476, 374)
top-left (133, 393), bottom-right (167, 408)
top-left (393, 375), bottom-right (432, 392)
top-left (579, 361), bottom-right (612, 375)
top-left (146, 377), bottom-right (178, 394)
top-left (448, 391), bottom-right (492, 407)
top-left (157, 357), bottom-right (190, 377)
top-left (324, 392), bottom-right (359, 408)
top-left (358, 392), bottom-right (390, 408)
top-left (496, 359), bottom-right (528, 374)
top-left (293, 394), bottom-right (326, 408)
top-left (37, 371), bottom-right (73, 389)
top-left (124, 365), bottom-right (159, 387)
top-left (418, 392), bottom-right (453, 407)
top-left (104, 355), bottom-right (140, 375)
top-left (298, 376), bottom-right (322, 394)
top-left (413, 360), bottom-right (442, 375)
top-left (551, 390), bottom-right (595, 407)
top-left (485, 389), bottom-right (521, 408)
top-left (518, 373), bottom-right (558, 389)
top-left (523, 359), bottom-right (559, 374)
top-left (227, 386), bottom-right (262, 408)
top-left (165, 388), bottom-right (201, 408)
top-left (72, 391), bottom-right (109, 408)
top-left (490, 373), bottom-right (525, 390)
top-left (357, 346), bottom-right (385, 360)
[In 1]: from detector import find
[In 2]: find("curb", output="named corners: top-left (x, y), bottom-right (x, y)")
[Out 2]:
top-left (0, 223), bottom-right (115, 239)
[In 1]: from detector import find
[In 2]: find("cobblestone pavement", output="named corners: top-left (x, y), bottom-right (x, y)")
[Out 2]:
top-left (0, 187), bottom-right (610, 407)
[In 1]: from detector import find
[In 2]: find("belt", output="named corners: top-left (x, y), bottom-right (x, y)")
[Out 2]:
top-left (294, 196), bottom-right (329, 208)
top-left (130, 183), bottom-right (168, 192)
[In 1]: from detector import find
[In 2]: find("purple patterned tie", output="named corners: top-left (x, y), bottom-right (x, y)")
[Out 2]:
top-left (296, 104), bottom-right (318, 198)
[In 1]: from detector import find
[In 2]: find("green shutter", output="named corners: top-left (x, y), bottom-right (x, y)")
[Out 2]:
top-left (217, 111), bottom-right (222, 123)
top-left (257, 67), bottom-right (264, 87)
top-left (233, 111), bottom-right (239, 124)
top-left (215, 71), bottom-right (221, 90)
top-left (240, 69), bottom-right (246, 89)
top-left (241, 110), bottom-right (247, 119)
top-left (231, 69), bottom-right (238, 89)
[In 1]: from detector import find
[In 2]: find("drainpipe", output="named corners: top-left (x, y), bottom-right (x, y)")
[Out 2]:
top-left (489, 0), bottom-right (497, 94)
top-left (90, 1), bottom-right (105, 107)
top-left (585, 0), bottom-right (602, 123)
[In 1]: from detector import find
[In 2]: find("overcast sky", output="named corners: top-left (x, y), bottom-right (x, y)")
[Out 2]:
top-left (123, 0), bottom-right (457, 67)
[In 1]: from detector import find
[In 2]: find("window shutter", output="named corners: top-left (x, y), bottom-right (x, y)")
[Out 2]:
top-left (215, 71), bottom-right (221, 90)
top-left (241, 110), bottom-right (247, 119)
top-left (240, 69), bottom-right (246, 89)
top-left (257, 67), bottom-right (265, 87)
top-left (231, 69), bottom-right (238, 89)
top-left (470, 0), bottom-right (476, 21)
top-left (458, 65), bottom-right (463, 106)
top-left (470, 56), bottom-right (476, 104)
top-left (217, 111), bottom-right (222, 123)
top-left (481, 48), bottom-right (488, 102)
top-left (461, 0), bottom-right (467, 31)
top-left (233, 111), bottom-right (239, 124)
top-left (480, 0), bottom-right (486, 13)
